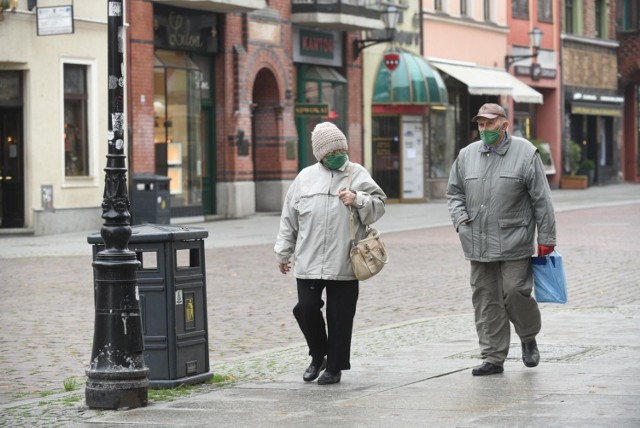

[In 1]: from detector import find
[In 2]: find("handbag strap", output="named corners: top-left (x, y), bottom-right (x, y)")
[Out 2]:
top-left (346, 164), bottom-right (357, 244)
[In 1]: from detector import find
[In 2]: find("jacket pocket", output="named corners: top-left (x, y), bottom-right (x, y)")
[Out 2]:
top-left (498, 215), bottom-right (531, 255)
top-left (458, 219), bottom-right (474, 257)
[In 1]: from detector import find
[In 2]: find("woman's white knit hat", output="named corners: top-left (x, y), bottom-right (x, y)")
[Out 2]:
top-left (311, 122), bottom-right (348, 161)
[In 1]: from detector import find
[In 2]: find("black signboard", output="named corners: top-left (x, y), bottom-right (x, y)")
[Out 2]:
top-left (154, 5), bottom-right (219, 53)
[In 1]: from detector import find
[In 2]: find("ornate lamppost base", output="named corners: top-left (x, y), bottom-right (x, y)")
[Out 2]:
top-left (86, 369), bottom-right (149, 410)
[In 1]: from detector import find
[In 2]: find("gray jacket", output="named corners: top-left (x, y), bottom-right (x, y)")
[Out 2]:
top-left (446, 135), bottom-right (556, 262)
top-left (275, 161), bottom-right (386, 280)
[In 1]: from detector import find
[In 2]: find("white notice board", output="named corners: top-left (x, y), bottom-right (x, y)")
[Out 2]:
top-left (402, 116), bottom-right (425, 200)
top-left (37, 6), bottom-right (74, 36)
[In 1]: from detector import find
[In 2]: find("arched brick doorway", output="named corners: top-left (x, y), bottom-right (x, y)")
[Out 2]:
top-left (252, 67), bottom-right (283, 211)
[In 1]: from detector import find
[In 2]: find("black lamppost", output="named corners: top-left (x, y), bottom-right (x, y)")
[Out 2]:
top-left (353, 5), bottom-right (400, 60)
top-left (85, 0), bottom-right (149, 409)
top-left (505, 27), bottom-right (544, 70)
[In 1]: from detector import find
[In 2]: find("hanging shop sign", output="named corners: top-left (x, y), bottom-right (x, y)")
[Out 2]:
top-left (294, 104), bottom-right (329, 117)
top-left (154, 5), bottom-right (219, 53)
top-left (37, 5), bottom-right (74, 36)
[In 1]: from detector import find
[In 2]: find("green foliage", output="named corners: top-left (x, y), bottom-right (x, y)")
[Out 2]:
top-left (63, 377), bottom-right (78, 392)
top-left (566, 140), bottom-right (583, 176)
top-left (577, 159), bottom-right (595, 174)
top-left (532, 138), bottom-right (551, 165)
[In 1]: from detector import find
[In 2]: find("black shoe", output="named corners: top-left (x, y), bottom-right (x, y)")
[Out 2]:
top-left (303, 357), bottom-right (326, 382)
top-left (522, 339), bottom-right (540, 367)
top-left (317, 369), bottom-right (341, 385)
top-left (472, 362), bottom-right (504, 376)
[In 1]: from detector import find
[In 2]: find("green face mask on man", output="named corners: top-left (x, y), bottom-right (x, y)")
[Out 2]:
top-left (480, 125), bottom-right (505, 146)
top-left (324, 152), bottom-right (348, 170)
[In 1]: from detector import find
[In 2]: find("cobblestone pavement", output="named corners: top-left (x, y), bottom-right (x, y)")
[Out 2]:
top-left (0, 202), bottom-right (639, 424)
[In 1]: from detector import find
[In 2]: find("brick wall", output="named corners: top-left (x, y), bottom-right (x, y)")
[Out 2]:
top-left (127, 0), bottom-right (155, 173)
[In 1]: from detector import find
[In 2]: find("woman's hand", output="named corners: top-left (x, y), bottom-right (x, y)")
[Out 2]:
top-left (339, 190), bottom-right (356, 206)
top-left (279, 262), bottom-right (291, 274)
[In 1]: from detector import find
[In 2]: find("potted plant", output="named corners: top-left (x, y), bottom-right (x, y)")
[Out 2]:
top-left (577, 159), bottom-right (595, 186)
top-left (561, 141), bottom-right (588, 189)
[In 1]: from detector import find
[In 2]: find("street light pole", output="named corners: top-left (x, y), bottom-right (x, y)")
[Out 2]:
top-left (85, 0), bottom-right (149, 409)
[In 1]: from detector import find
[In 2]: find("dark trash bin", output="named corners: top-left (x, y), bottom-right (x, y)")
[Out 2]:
top-left (131, 174), bottom-right (171, 225)
top-left (88, 224), bottom-right (212, 388)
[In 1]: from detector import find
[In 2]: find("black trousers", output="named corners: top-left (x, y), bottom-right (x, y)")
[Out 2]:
top-left (293, 278), bottom-right (359, 372)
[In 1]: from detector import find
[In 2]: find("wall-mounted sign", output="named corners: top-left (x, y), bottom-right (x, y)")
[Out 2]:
top-left (384, 52), bottom-right (400, 71)
top-left (293, 27), bottom-right (342, 67)
top-left (515, 65), bottom-right (557, 79)
top-left (154, 4), bottom-right (218, 53)
top-left (37, 6), bottom-right (74, 36)
top-left (294, 104), bottom-right (329, 116)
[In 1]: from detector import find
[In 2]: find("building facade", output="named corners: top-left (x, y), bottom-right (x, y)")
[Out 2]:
top-left (507, 0), bottom-right (563, 189)
top-left (421, 0), bottom-right (548, 195)
top-left (616, 0), bottom-right (640, 183)
top-left (561, 0), bottom-right (623, 186)
top-left (128, 0), bottom-right (376, 222)
top-left (0, 1), bottom-right (108, 234)
top-left (362, 0), bottom-right (448, 202)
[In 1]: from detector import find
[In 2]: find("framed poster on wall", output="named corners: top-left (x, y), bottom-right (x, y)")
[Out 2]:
top-left (401, 116), bottom-right (425, 200)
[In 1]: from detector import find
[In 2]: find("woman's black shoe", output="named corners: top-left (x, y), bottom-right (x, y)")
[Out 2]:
top-left (303, 357), bottom-right (326, 382)
top-left (317, 369), bottom-right (341, 385)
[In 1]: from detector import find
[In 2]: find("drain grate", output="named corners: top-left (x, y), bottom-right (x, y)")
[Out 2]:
top-left (446, 344), bottom-right (617, 362)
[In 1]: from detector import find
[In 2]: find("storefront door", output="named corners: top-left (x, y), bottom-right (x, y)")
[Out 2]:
top-left (0, 71), bottom-right (24, 228)
top-left (0, 107), bottom-right (24, 228)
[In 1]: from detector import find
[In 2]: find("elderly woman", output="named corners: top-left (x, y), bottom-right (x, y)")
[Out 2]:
top-left (275, 122), bottom-right (386, 385)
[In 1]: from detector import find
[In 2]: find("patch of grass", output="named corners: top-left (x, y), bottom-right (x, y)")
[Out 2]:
top-left (12, 391), bottom-right (30, 400)
top-left (40, 390), bottom-right (55, 397)
top-left (62, 395), bottom-right (82, 406)
top-left (63, 377), bottom-right (78, 392)
top-left (149, 384), bottom-right (195, 402)
top-left (208, 373), bottom-right (236, 385)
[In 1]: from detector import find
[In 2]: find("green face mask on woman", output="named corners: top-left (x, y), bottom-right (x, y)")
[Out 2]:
top-left (480, 128), bottom-right (503, 146)
top-left (324, 153), bottom-right (348, 170)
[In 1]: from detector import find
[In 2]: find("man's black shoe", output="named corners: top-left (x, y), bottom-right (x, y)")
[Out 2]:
top-left (522, 339), bottom-right (540, 367)
top-left (317, 369), bottom-right (341, 385)
top-left (472, 362), bottom-right (504, 376)
top-left (303, 357), bottom-right (326, 382)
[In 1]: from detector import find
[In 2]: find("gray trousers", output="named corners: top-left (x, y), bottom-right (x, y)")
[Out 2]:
top-left (470, 259), bottom-right (541, 366)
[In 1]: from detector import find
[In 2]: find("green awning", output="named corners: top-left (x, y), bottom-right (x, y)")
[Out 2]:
top-left (373, 50), bottom-right (448, 105)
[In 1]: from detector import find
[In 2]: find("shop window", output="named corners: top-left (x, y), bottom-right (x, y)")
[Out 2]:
top-left (63, 64), bottom-right (89, 177)
top-left (372, 116), bottom-right (400, 199)
top-left (538, 0), bottom-right (553, 22)
top-left (296, 65), bottom-right (347, 169)
top-left (154, 50), bottom-right (203, 211)
top-left (429, 107), bottom-right (455, 178)
top-left (512, 0), bottom-right (529, 19)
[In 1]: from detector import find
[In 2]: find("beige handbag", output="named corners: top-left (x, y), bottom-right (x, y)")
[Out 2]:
top-left (346, 165), bottom-right (389, 281)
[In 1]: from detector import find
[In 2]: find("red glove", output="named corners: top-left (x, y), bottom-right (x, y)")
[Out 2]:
top-left (537, 244), bottom-right (555, 257)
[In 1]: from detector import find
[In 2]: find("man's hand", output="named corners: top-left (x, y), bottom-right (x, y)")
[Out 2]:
top-left (279, 262), bottom-right (291, 274)
top-left (537, 244), bottom-right (555, 257)
top-left (339, 189), bottom-right (356, 206)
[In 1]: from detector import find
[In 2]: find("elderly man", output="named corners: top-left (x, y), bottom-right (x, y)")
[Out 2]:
top-left (446, 103), bottom-right (557, 376)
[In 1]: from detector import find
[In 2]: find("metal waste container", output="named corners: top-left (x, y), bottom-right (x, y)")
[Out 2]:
top-left (88, 224), bottom-right (212, 388)
top-left (131, 174), bottom-right (171, 225)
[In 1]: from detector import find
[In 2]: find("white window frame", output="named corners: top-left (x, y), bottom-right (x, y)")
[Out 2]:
top-left (60, 58), bottom-right (100, 188)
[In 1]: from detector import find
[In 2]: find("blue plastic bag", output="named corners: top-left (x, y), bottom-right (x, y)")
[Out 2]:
top-left (531, 251), bottom-right (568, 304)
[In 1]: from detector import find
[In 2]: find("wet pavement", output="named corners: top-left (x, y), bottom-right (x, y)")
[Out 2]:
top-left (0, 183), bottom-right (638, 426)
